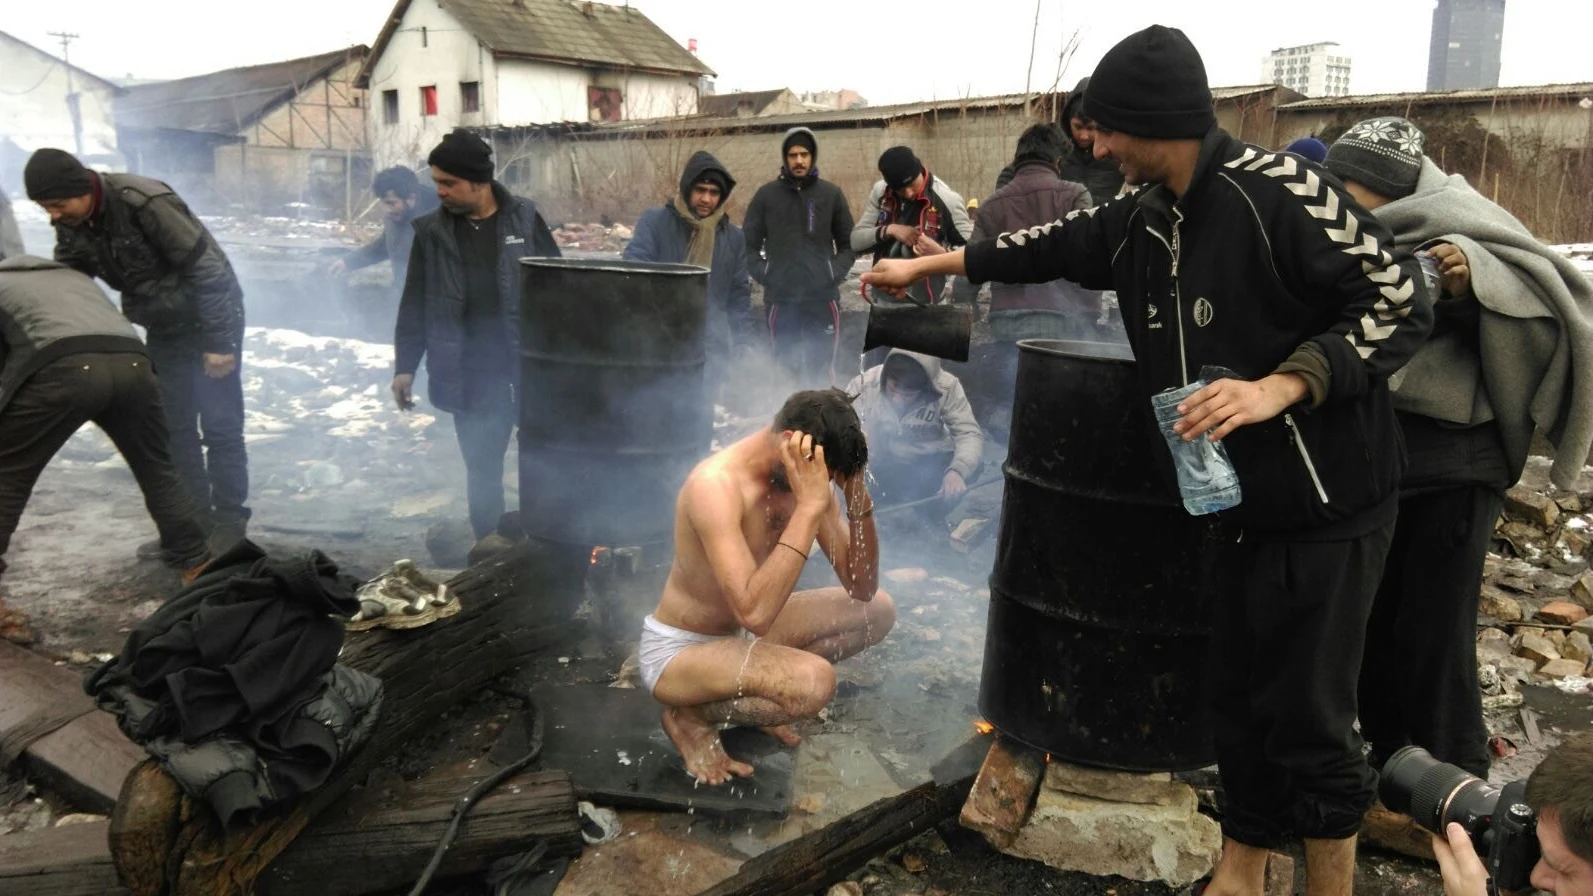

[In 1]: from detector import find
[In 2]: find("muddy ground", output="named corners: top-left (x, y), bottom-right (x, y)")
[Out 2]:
top-left (2, 216), bottom-right (1589, 894)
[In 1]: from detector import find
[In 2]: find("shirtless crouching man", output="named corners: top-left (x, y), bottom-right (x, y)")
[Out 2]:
top-left (640, 389), bottom-right (896, 784)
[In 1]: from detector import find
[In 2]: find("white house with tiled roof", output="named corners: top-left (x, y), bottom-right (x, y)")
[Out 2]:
top-left (356, 0), bottom-right (712, 165)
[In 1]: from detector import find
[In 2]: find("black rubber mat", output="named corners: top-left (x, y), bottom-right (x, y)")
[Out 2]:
top-left (532, 683), bottom-right (794, 816)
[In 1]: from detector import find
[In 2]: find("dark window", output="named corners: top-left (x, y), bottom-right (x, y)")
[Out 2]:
top-left (461, 81), bottom-right (481, 114)
top-left (383, 89), bottom-right (399, 125)
top-left (587, 86), bottom-right (622, 122)
top-left (420, 85), bottom-right (438, 117)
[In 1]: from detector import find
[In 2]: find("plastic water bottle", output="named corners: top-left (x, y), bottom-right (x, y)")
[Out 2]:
top-left (1150, 380), bottom-right (1243, 516)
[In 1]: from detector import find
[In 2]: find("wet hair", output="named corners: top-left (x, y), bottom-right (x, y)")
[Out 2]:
top-left (772, 388), bottom-right (868, 477)
top-left (372, 166), bottom-right (420, 200)
top-left (1013, 122), bottom-right (1069, 167)
top-left (1526, 732), bottom-right (1593, 864)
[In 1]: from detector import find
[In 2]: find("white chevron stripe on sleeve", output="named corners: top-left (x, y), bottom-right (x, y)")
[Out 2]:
top-left (1285, 169), bottom-right (1321, 199)
top-left (1359, 313), bottom-right (1398, 342)
top-left (1324, 212), bottom-right (1360, 245)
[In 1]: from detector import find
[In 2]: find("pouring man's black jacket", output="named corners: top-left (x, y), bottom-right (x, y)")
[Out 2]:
top-left (965, 128), bottom-right (1434, 537)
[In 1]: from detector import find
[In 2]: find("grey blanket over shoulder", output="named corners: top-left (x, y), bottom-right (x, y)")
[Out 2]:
top-left (1377, 158), bottom-right (1593, 489)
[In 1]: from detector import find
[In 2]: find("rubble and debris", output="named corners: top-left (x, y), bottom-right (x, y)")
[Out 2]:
top-left (552, 222), bottom-right (633, 253)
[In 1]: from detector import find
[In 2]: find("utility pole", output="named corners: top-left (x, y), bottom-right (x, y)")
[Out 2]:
top-left (47, 31), bottom-right (85, 157)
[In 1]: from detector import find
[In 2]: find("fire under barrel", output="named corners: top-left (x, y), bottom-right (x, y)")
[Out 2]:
top-left (979, 339), bottom-right (1231, 771)
top-left (517, 258), bottom-right (710, 548)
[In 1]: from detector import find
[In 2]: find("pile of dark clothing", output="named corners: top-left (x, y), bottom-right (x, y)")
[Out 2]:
top-left (86, 541), bottom-right (383, 827)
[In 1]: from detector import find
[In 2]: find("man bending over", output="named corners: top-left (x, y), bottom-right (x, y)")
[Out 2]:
top-left (641, 389), bottom-right (896, 784)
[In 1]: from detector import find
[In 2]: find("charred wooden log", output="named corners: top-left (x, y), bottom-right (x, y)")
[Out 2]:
top-left (2, 768), bottom-right (580, 896)
top-left (106, 540), bottom-right (588, 895)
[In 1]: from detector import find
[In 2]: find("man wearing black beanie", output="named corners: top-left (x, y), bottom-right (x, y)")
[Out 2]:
top-left (865, 25), bottom-right (1434, 896)
top-left (393, 129), bottom-right (561, 541)
top-left (850, 145), bottom-right (973, 307)
top-left (743, 128), bottom-right (857, 386)
top-left (27, 147), bottom-right (251, 556)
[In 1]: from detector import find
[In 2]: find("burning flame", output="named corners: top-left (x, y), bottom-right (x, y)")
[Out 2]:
top-left (974, 720), bottom-right (994, 735)
top-left (590, 547), bottom-right (607, 566)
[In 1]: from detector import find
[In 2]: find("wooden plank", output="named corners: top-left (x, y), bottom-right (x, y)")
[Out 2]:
top-left (107, 540), bottom-right (589, 896)
top-left (696, 773), bottom-right (976, 896)
top-left (3, 768), bottom-right (582, 896)
top-left (0, 820), bottom-right (121, 896)
top-left (0, 640), bottom-right (144, 813)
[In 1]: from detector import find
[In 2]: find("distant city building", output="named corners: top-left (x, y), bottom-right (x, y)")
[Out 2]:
top-left (800, 89), bottom-right (868, 111)
top-left (1262, 42), bottom-right (1352, 97)
top-left (1428, 0), bottom-right (1506, 91)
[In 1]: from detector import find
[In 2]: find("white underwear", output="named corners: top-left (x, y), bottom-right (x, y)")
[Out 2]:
top-left (638, 615), bottom-right (743, 695)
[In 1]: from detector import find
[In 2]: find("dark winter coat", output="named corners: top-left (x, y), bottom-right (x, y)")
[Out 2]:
top-left (1059, 78), bottom-right (1128, 205)
top-left (624, 151), bottom-right (753, 371)
top-left (965, 128), bottom-right (1435, 536)
top-left (743, 131), bottom-right (857, 305)
top-left (85, 541), bottom-right (383, 828)
top-left (970, 161), bottom-right (1094, 316)
top-left (394, 183), bottom-right (561, 414)
top-left (51, 172), bottom-right (245, 354)
top-left (0, 255), bottom-right (146, 416)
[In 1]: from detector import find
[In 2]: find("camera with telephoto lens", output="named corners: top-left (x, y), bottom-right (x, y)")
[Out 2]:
top-left (1380, 746), bottom-right (1540, 893)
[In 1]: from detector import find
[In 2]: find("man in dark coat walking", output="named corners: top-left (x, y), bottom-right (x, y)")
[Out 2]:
top-left (625, 151), bottom-right (752, 402)
top-left (392, 130), bottom-right (561, 539)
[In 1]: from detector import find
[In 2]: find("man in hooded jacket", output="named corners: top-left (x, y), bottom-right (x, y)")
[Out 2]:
top-left (1058, 76), bottom-right (1126, 205)
top-left (844, 349), bottom-right (983, 506)
top-left (743, 128), bottom-right (857, 386)
top-left (625, 151), bottom-right (752, 401)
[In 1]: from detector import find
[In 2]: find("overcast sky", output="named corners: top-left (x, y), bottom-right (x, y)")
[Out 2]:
top-left (6, 0), bottom-right (1590, 104)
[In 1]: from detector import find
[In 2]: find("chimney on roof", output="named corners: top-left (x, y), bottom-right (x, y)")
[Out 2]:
top-left (583, 1), bottom-right (594, 16)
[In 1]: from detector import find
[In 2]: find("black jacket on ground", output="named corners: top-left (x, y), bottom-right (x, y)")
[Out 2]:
top-left (1058, 78), bottom-right (1127, 205)
top-left (394, 183), bottom-right (560, 413)
top-left (966, 128), bottom-right (1434, 536)
top-left (624, 151), bottom-right (753, 362)
top-left (743, 154), bottom-right (856, 305)
top-left (86, 540), bottom-right (382, 827)
top-left (52, 172), bottom-right (245, 355)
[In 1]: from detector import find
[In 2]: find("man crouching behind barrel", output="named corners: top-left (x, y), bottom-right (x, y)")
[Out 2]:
top-left (640, 388), bottom-right (896, 784)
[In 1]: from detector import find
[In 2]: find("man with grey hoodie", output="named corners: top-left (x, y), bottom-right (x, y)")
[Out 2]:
top-left (844, 349), bottom-right (983, 505)
top-left (0, 256), bottom-right (211, 583)
top-left (743, 128), bottom-right (857, 387)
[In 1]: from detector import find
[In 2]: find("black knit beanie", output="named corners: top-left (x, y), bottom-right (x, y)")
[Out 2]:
top-left (1325, 117), bottom-right (1425, 200)
top-left (1083, 25), bottom-right (1215, 139)
top-left (24, 148), bottom-right (94, 200)
top-left (781, 127), bottom-right (818, 161)
top-left (427, 130), bottom-right (494, 183)
top-left (878, 146), bottom-right (923, 189)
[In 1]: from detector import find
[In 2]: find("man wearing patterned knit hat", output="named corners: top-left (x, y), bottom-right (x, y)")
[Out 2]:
top-left (1327, 117), bottom-right (1593, 791)
top-left (864, 25), bottom-right (1434, 895)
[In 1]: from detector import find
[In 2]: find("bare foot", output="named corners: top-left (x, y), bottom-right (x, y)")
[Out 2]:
top-left (760, 724), bottom-right (802, 746)
top-left (661, 707), bottom-right (754, 785)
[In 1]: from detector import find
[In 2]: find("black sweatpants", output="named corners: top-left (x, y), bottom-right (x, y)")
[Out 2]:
top-left (146, 336), bottom-right (250, 530)
top-left (1359, 485), bottom-right (1501, 777)
top-left (0, 353), bottom-right (210, 575)
top-left (767, 300), bottom-right (840, 387)
top-left (1210, 521), bottom-right (1395, 847)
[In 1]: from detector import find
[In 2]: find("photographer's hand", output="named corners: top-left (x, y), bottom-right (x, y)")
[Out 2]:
top-left (1433, 822), bottom-right (1491, 896)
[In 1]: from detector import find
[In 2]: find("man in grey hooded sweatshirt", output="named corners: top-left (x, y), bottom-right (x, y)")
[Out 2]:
top-left (845, 349), bottom-right (983, 506)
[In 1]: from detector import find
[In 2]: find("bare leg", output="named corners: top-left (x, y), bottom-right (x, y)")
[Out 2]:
top-left (1205, 837), bottom-right (1269, 896)
top-left (660, 705), bottom-right (755, 785)
top-left (653, 638), bottom-right (836, 783)
top-left (1303, 837), bottom-right (1356, 896)
top-left (762, 586), bottom-right (896, 662)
